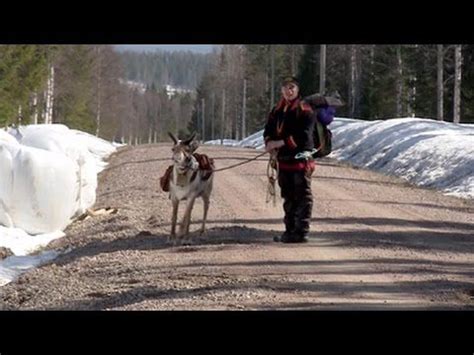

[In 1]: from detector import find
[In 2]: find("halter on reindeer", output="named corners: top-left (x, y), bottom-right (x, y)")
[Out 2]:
top-left (161, 132), bottom-right (214, 243)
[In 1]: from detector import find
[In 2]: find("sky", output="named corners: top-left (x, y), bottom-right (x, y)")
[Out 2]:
top-left (114, 45), bottom-right (215, 53)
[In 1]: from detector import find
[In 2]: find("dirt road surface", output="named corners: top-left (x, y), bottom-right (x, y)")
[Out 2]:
top-left (1, 144), bottom-right (473, 310)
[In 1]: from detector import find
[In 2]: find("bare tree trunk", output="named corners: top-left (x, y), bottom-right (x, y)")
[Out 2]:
top-left (407, 75), bottom-right (417, 117)
top-left (453, 45), bottom-right (462, 124)
top-left (319, 44), bottom-right (326, 94)
top-left (201, 98), bottom-right (205, 142)
top-left (44, 65), bottom-right (54, 124)
top-left (48, 65), bottom-right (55, 123)
top-left (437, 44), bottom-right (444, 121)
top-left (44, 77), bottom-right (49, 123)
top-left (270, 45), bottom-right (275, 108)
top-left (349, 45), bottom-right (357, 117)
top-left (220, 89), bottom-right (225, 144)
top-left (290, 45), bottom-right (296, 76)
top-left (32, 92), bottom-right (38, 124)
top-left (370, 45), bottom-right (375, 76)
top-left (396, 46), bottom-right (403, 117)
top-left (211, 93), bottom-right (215, 140)
top-left (128, 115), bottom-right (133, 144)
top-left (242, 79), bottom-right (247, 139)
top-left (17, 105), bottom-right (22, 126)
top-left (234, 106), bottom-right (238, 141)
top-left (95, 46), bottom-right (102, 137)
top-left (42, 90), bottom-right (47, 123)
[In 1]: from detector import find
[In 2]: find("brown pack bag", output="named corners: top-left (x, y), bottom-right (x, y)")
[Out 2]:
top-left (159, 153), bottom-right (215, 192)
top-left (193, 153), bottom-right (215, 181)
top-left (160, 165), bottom-right (173, 192)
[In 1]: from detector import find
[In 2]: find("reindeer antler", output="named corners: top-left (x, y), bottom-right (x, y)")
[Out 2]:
top-left (168, 132), bottom-right (179, 145)
top-left (182, 132), bottom-right (196, 145)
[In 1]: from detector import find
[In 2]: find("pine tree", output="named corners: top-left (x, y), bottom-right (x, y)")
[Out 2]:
top-left (0, 45), bottom-right (49, 127)
top-left (297, 45), bottom-right (319, 97)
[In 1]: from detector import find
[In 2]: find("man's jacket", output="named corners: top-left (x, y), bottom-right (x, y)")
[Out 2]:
top-left (263, 97), bottom-right (316, 171)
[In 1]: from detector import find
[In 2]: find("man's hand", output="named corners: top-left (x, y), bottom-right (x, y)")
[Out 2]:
top-left (265, 139), bottom-right (285, 152)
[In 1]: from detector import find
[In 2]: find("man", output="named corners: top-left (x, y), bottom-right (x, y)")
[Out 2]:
top-left (263, 76), bottom-right (317, 243)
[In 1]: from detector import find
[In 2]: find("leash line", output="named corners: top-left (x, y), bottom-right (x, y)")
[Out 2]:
top-left (211, 151), bottom-right (268, 172)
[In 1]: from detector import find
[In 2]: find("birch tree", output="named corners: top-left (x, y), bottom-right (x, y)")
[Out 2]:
top-left (453, 45), bottom-right (462, 123)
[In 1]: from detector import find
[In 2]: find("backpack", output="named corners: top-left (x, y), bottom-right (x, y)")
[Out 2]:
top-left (313, 120), bottom-right (332, 158)
top-left (303, 92), bottom-right (343, 159)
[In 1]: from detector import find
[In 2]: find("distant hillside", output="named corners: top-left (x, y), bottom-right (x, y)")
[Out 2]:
top-left (119, 50), bottom-right (214, 90)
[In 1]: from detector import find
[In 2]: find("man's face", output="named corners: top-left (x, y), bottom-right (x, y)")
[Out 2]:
top-left (281, 83), bottom-right (299, 101)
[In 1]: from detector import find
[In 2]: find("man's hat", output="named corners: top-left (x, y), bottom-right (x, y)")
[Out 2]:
top-left (281, 76), bottom-right (299, 87)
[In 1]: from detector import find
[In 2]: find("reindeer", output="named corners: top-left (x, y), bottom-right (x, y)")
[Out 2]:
top-left (167, 132), bottom-right (214, 243)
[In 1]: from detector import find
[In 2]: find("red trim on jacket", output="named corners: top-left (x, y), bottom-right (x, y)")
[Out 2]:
top-left (278, 160), bottom-right (316, 171)
top-left (285, 135), bottom-right (297, 149)
top-left (299, 101), bottom-right (313, 113)
top-left (275, 97), bottom-right (300, 113)
top-left (289, 98), bottom-right (299, 111)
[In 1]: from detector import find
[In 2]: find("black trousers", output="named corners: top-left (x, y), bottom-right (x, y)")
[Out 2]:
top-left (278, 167), bottom-right (314, 236)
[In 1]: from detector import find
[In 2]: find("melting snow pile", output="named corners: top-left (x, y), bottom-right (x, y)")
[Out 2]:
top-left (206, 117), bottom-right (474, 199)
top-left (0, 124), bottom-right (119, 286)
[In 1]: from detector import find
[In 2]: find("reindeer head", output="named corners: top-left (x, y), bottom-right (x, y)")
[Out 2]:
top-left (169, 132), bottom-right (199, 173)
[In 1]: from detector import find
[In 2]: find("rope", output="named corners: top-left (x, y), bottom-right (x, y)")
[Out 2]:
top-left (208, 149), bottom-right (279, 206)
top-left (211, 151), bottom-right (268, 172)
top-left (168, 149), bottom-right (279, 205)
top-left (266, 150), bottom-right (279, 206)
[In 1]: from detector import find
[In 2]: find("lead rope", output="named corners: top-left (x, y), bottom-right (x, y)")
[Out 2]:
top-left (266, 150), bottom-right (279, 206)
top-left (211, 151), bottom-right (267, 172)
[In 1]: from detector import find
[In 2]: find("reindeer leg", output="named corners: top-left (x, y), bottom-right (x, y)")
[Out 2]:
top-left (170, 198), bottom-right (179, 243)
top-left (178, 195), bottom-right (196, 242)
top-left (200, 195), bottom-right (210, 235)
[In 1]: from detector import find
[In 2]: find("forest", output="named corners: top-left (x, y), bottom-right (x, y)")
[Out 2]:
top-left (1, 44), bottom-right (472, 144)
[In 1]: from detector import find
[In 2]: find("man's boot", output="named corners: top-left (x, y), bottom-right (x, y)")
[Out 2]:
top-left (292, 232), bottom-right (309, 243)
top-left (273, 230), bottom-right (295, 243)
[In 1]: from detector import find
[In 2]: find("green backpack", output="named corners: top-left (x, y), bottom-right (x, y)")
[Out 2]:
top-left (314, 120), bottom-right (332, 158)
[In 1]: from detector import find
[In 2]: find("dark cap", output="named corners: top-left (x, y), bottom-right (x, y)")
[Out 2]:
top-left (281, 76), bottom-right (299, 87)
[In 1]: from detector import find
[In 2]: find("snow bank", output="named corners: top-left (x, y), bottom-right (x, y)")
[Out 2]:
top-left (0, 124), bottom-right (118, 252)
top-left (0, 124), bottom-right (119, 286)
top-left (206, 117), bottom-right (474, 199)
top-left (330, 118), bottom-right (474, 199)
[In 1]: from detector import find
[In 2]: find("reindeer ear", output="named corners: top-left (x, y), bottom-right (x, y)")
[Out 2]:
top-left (168, 132), bottom-right (178, 144)
top-left (189, 140), bottom-right (199, 152)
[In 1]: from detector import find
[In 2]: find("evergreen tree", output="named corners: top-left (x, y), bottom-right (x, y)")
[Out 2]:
top-left (0, 45), bottom-right (49, 126)
top-left (297, 45), bottom-right (319, 97)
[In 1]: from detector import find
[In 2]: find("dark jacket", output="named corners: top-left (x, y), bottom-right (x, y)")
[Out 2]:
top-left (263, 97), bottom-right (316, 169)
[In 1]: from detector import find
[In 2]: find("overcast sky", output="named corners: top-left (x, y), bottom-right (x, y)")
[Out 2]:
top-left (115, 45), bottom-right (215, 53)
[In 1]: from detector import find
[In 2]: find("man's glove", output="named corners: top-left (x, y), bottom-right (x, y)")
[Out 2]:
top-left (265, 139), bottom-right (285, 152)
